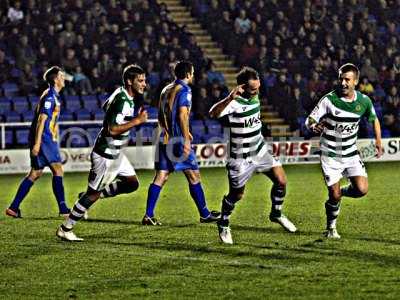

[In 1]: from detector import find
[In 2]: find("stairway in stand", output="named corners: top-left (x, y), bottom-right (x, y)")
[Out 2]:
top-left (157, 0), bottom-right (294, 138)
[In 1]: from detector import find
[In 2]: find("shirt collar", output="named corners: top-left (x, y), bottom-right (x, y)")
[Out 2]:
top-left (49, 86), bottom-right (60, 98)
top-left (121, 86), bottom-right (133, 100)
top-left (175, 79), bottom-right (189, 88)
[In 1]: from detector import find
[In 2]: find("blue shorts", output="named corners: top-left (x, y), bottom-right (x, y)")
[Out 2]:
top-left (30, 141), bottom-right (62, 170)
top-left (155, 143), bottom-right (199, 172)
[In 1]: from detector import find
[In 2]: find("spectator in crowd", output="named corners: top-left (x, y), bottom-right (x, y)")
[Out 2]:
top-left (7, 0), bottom-right (23, 23)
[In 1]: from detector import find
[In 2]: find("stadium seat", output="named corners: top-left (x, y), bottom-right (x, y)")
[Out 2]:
top-left (206, 122), bottom-right (222, 136)
top-left (147, 107), bottom-right (158, 119)
top-left (59, 110), bottom-right (75, 121)
top-left (28, 96), bottom-right (40, 109)
top-left (75, 108), bottom-right (92, 120)
top-left (0, 98), bottom-right (12, 114)
top-left (10, 67), bottom-right (22, 78)
top-left (16, 129), bottom-right (29, 146)
top-left (97, 94), bottom-right (109, 104)
top-left (382, 129), bottom-right (391, 138)
top-left (64, 95), bottom-right (82, 111)
top-left (93, 109), bottom-right (105, 120)
top-left (5, 111), bottom-right (21, 122)
top-left (21, 110), bottom-right (35, 122)
top-left (4, 129), bottom-right (14, 147)
top-left (12, 97), bottom-right (29, 112)
top-left (1, 82), bottom-right (19, 97)
top-left (82, 96), bottom-right (99, 111)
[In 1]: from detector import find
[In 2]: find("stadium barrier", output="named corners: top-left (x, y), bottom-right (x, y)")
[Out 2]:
top-left (0, 138), bottom-right (398, 174)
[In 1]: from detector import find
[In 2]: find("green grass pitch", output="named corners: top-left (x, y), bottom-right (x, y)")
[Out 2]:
top-left (1, 163), bottom-right (399, 299)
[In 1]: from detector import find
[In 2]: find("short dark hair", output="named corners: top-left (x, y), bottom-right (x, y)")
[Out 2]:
top-left (236, 66), bottom-right (259, 85)
top-left (43, 66), bottom-right (62, 86)
top-left (123, 64), bottom-right (145, 86)
top-left (174, 61), bottom-right (193, 80)
top-left (339, 63), bottom-right (359, 79)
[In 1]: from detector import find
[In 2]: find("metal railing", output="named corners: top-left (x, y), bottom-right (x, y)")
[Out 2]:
top-left (0, 119), bottom-right (159, 149)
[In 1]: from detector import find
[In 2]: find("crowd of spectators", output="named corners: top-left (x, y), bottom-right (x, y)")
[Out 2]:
top-left (0, 0), bottom-right (227, 112)
top-left (188, 0), bottom-right (400, 137)
top-left (1, 0), bottom-right (400, 137)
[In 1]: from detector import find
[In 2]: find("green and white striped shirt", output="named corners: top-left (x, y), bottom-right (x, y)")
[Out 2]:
top-left (308, 90), bottom-right (376, 159)
top-left (218, 95), bottom-right (266, 159)
top-left (93, 87), bottom-right (135, 159)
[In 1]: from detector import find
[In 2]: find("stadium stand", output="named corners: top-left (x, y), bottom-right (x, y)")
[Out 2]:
top-left (0, 0), bottom-right (399, 148)
top-left (185, 0), bottom-right (400, 137)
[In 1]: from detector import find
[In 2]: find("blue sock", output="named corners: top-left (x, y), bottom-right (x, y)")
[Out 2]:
top-left (189, 183), bottom-right (210, 218)
top-left (145, 183), bottom-right (162, 218)
top-left (52, 176), bottom-right (69, 213)
top-left (9, 177), bottom-right (34, 210)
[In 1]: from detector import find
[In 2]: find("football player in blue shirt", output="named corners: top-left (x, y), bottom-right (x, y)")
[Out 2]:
top-left (5, 66), bottom-right (70, 218)
top-left (142, 61), bottom-right (220, 225)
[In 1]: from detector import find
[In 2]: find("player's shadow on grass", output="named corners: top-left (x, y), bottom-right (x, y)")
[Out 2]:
top-left (98, 239), bottom-right (313, 264)
top-left (232, 224), bottom-right (295, 234)
top-left (83, 218), bottom-right (142, 226)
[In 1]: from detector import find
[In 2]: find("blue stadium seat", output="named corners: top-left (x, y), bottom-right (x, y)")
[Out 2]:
top-left (382, 128), bottom-right (391, 138)
top-left (191, 120), bottom-right (207, 143)
top-left (64, 95), bottom-right (82, 111)
top-left (147, 107), bottom-right (158, 119)
top-left (5, 129), bottom-right (14, 147)
top-left (2, 82), bottom-right (19, 97)
top-left (10, 68), bottom-right (22, 78)
top-left (16, 129), bottom-right (29, 146)
top-left (12, 96), bottom-right (29, 112)
top-left (21, 110), bottom-right (35, 122)
top-left (5, 111), bottom-right (21, 122)
top-left (97, 94), bottom-right (109, 104)
top-left (28, 96), bottom-right (40, 109)
top-left (82, 96), bottom-right (99, 111)
top-left (93, 109), bottom-right (105, 120)
top-left (59, 110), bottom-right (75, 121)
top-left (207, 122), bottom-right (222, 136)
top-left (75, 108), bottom-right (92, 120)
top-left (0, 98), bottom-right (11, 114)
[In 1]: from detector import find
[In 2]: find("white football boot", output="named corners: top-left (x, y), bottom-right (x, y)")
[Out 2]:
top-left (56, 227), bottom-right (84, 242)
top-left (270, 214), bottom-right (297, 233)
top-left (325, 227), bottom-right (341, 239)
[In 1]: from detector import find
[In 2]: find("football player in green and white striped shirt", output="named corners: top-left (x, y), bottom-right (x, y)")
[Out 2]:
top-left (210, 67), bottom-right (297, 244)
top-left (56, 65), bottom-right (148, 241)
top-left (306, 63), bottom-right (383, 239)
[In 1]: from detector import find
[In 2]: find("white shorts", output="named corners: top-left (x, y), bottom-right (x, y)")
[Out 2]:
top-left (88, 151), bottom-right (136, 191)
top-left (227, 150), bottom-right (282, 189)
top-left (321, 155), bottom-right (367, 187)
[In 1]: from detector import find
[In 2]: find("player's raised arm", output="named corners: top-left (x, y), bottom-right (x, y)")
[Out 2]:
top-left (209, 84), bottom-right (244, 118)
top-left (108, 107), bottom-right (148, 136)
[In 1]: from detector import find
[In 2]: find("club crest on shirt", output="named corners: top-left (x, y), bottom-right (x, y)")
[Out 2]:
top-left (355, 105), bottom-right (361, 112)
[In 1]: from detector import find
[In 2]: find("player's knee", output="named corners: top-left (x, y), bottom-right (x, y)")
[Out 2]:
top-left (154, 173), bottom-right (168, 186)
top-left (228, 191), bottom-right (244, 202)
top-left (330, 190), bottom-right (342, 202)
top-left (28, 170), bottom-right (43, 181)
top-left (119, 177), bottom-right (139, 194)
top-left (356, 184), bottom-right (368, 197)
